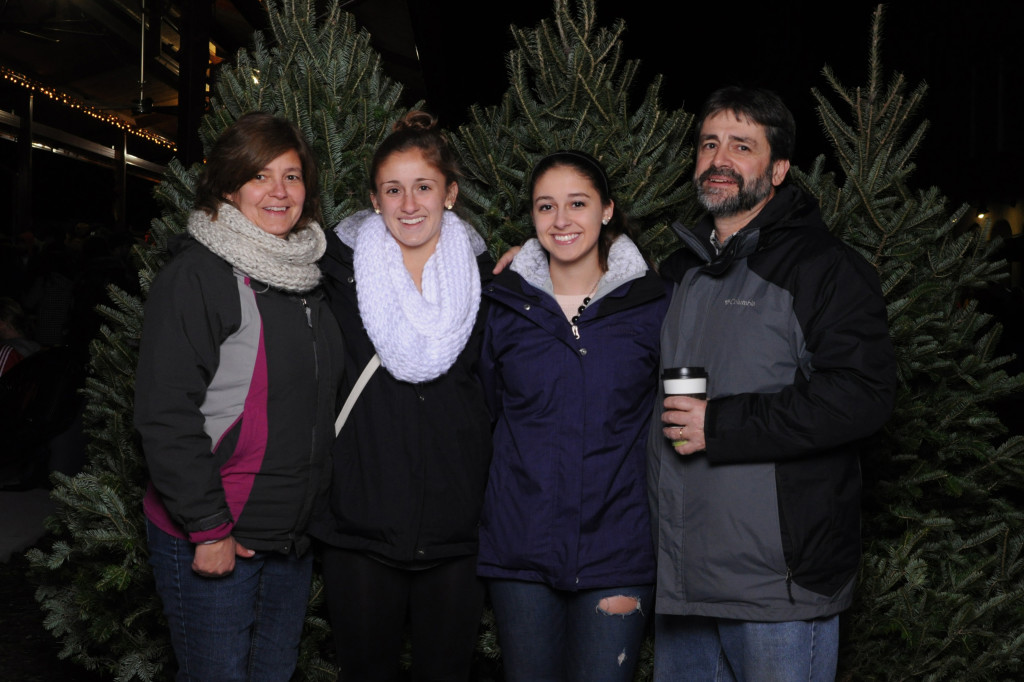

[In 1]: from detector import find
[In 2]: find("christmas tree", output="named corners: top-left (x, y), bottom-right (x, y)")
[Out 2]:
top-left (452, 0), bottom-right (697, 264)
top-left (793, 7), bottom-right (1024, 680)
top-left (27, 1), bottom-right (402, 679)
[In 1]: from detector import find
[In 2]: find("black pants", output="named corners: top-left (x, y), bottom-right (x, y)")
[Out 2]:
top-left (321, 546), bottom-right (485, 681)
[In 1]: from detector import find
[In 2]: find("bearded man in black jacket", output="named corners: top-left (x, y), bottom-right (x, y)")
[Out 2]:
top-left (648, 86), bottom-right (897, 682)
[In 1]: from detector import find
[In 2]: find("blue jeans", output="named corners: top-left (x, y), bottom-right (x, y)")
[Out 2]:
top-left (489, 579), bottom-right (653, 682)
top-left (147, 520), bottom-right (313, 682)
top-left (653, 614), bottom-right (839, 682)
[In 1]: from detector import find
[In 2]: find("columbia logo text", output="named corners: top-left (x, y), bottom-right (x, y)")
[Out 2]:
top-left (724, 299), bottom-right (756, 307)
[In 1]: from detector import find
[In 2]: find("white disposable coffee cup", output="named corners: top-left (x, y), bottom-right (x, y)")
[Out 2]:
top-left (662, 367), bottom-right (707, 399)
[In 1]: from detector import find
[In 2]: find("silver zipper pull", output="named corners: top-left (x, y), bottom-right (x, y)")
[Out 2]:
top-left (301, 298), bottom-right (312, 327)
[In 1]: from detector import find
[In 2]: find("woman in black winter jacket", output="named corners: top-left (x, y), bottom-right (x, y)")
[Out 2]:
top-left (311, 111), bottom-right (493, 681)
top-left (135, 113), bottom-right (344, 681)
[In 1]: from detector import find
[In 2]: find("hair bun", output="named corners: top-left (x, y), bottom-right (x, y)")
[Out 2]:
top-left (370, 109), bottom-right (459, 189)
top-left (393, 110), bottom-right (437, 133)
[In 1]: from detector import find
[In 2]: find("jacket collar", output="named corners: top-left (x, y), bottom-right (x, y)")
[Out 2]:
top-left (508, 235), bottom-right (649, 304)
top-left (672, 185), bottom-right (820, 274)
top-left (489, 239), bottom-right (664, 319)
top-left (319, 223), bottom-right (353, 281)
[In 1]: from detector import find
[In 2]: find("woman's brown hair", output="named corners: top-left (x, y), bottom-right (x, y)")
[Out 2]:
top-left (529, 150), bottom-right (633, 271)
top-left (194, 113), bottom-right (321, 228)
top-left (369, 110), bottom-right (460, 193)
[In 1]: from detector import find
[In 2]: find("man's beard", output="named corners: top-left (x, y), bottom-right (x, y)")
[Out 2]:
top-left (696, 164), bottom-right (774, 217)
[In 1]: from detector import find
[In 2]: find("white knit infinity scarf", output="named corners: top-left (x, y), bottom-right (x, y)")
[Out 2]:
top-left (348, 210), bottom-right (481, 383)
top-left (188, 203), bottom-right (326, 293)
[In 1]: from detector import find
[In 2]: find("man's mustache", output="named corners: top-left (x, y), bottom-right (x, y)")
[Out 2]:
top-left (698, 166), bottom-right (744, 188)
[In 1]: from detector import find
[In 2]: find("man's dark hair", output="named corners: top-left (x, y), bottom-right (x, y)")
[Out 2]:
top-left (696, 87), bottom-right (796, 163)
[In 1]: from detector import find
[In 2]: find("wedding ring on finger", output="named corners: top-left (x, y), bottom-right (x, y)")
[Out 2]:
top-left (671, 425), bottom-right (688, 448)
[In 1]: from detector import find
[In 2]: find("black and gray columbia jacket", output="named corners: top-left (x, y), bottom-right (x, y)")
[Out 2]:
top-left (648, 185), bottom-right (896, 621)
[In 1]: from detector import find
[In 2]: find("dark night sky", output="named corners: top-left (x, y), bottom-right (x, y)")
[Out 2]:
top-left (415, 1), bottom-right (1023, 209)
top-left (5, 1), bottom-right (1018, 234)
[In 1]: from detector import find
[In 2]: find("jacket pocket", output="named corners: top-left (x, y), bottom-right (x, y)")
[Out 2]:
top-left (681, 459), bottom-right (788, 603)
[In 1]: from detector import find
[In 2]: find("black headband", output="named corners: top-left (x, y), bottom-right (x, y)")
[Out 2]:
top-left (534, 150), bottom-right (611, 198)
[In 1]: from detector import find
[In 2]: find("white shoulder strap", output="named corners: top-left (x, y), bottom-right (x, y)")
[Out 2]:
top-left (335, 353), bottom-right (381, 436)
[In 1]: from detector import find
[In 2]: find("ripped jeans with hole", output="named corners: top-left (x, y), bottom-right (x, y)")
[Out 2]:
top-left (489, 579), bottom-right (653, 682)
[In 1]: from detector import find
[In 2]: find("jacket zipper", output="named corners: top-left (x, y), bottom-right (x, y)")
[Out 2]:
top-left (676, 230), bottom-right (715, 360)
top-left (295, 296), bottom-right (318, 547)
top-left (300, 296), bottom-right (317, 382)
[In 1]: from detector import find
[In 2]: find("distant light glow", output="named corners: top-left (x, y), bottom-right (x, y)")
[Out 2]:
top-left (1, 65), bottom-right (177, 151)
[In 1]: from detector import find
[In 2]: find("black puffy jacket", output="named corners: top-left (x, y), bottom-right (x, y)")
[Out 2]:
top-left (309, 227), bottom-right (494, 564)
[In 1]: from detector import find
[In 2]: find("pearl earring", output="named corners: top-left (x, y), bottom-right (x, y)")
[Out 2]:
top-left (602, 216), bottom-right (610, 225)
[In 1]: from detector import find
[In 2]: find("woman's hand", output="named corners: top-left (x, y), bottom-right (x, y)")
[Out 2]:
top-left (192, 536), bottom-right (255, 577)
top-left (492, 246), bottom-right (521, 274)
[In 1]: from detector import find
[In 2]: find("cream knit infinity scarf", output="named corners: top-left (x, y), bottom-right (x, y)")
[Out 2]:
top-left (347, 209), bottom-right (481, 383)
top-left (188, 203), bottom-right (326, 293)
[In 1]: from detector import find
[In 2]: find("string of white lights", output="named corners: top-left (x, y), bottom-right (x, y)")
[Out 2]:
top-left (1, 65), bottom-right (177, 151)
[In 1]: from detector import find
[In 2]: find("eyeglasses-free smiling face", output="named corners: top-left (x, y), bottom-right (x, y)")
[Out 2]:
top-left (371, 148), bottom-right (458, 258)
top-left (226, 149), bottom-right (306, 239)
top-left (531, 165), bottom-right (612, 270)
top-left (694, 109), bottom-right (789, 219)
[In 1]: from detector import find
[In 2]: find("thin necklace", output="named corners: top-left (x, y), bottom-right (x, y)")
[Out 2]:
top-left (570, 278), bottom-right (601, 340)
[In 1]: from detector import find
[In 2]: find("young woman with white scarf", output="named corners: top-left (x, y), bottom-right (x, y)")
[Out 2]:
top-left (311, 111), bottom-right (493, 681)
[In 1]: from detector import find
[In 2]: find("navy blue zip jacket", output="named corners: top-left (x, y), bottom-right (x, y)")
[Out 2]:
top-left (478, 236), bottom-right (668, 590)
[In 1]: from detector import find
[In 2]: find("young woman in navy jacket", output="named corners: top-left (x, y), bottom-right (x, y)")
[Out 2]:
top-left (478, 151), bottom-right (668, 682)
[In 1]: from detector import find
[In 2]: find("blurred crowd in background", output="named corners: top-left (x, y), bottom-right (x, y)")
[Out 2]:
top-left (0, 221), bottom-right (142, 489)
